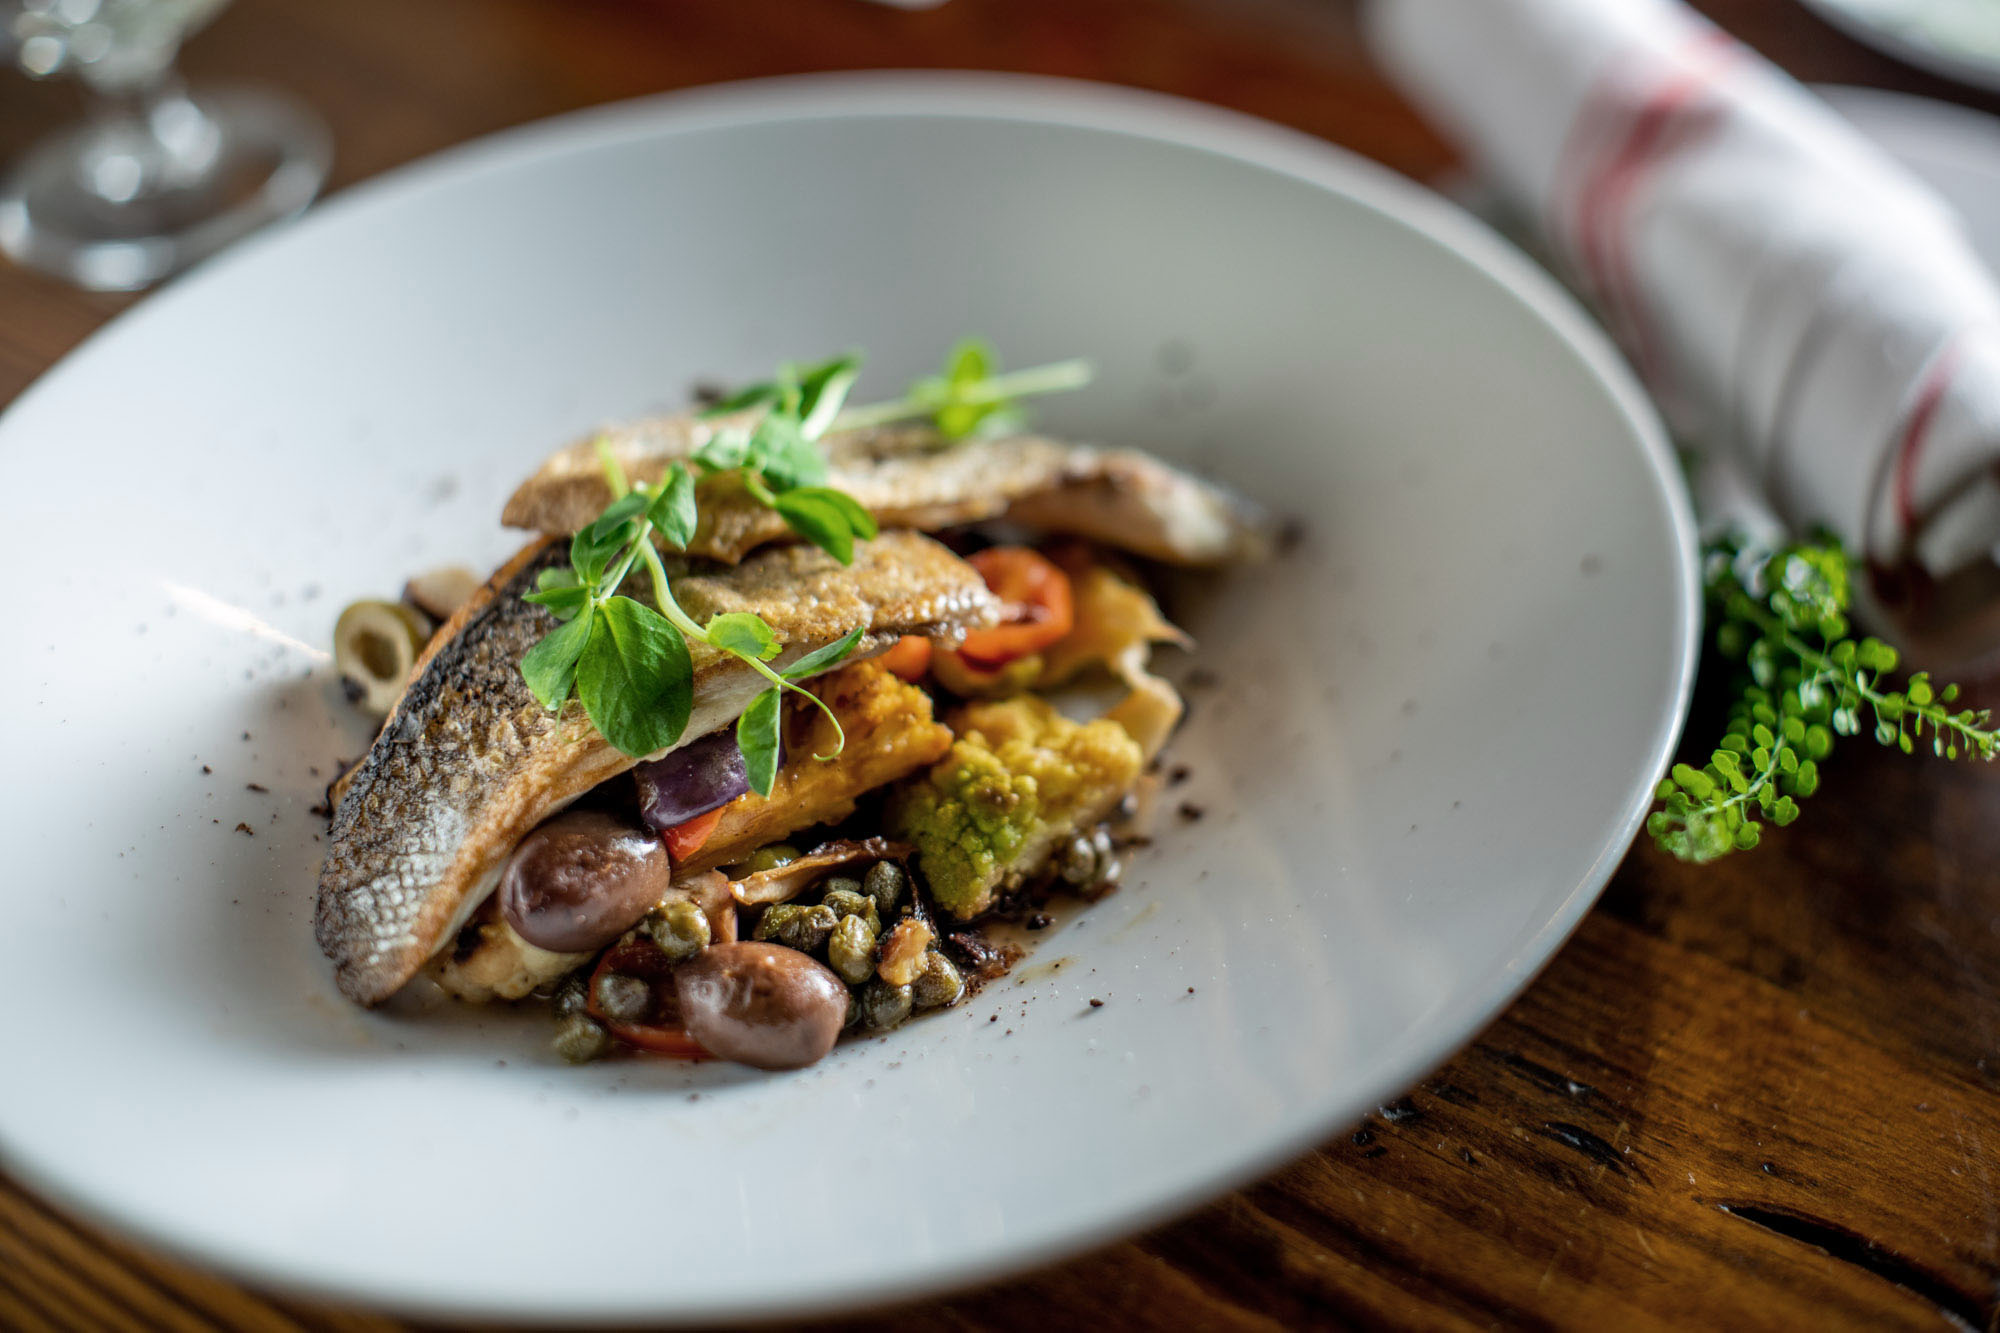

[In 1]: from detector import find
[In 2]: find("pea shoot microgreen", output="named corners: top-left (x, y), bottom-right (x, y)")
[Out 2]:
top-left (1650, 535), bottom-right (1999, 862)
top-left (517, 338), bottom-right (1093, 792)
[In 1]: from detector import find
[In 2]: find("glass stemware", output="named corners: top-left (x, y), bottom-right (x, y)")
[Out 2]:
top-left (0, 0), bottom-right (330, 291)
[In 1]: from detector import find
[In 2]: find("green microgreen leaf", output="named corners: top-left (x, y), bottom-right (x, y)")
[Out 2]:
top-left (796, 352), bottom-right (863, 440)
top-left (749, 412), bottom-right (829, 491)
top-left (524, 566), bottom-right (589, 622)
top-left (736, 687), bottom-right (783, 797)
top-left (577, 597), bottom-right (693, 757)
top-left (649, 462), bottom-right (698, 551)
top-left (772, 486), bottom-right (870, 564)
top-left (520, 609), bottom-right (593, 711)
top-left (782, 626), bottom-right (866, 681)
top-left (706, 611), bottom-right (782, 663)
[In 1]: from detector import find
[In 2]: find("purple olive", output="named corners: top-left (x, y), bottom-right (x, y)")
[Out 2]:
top-left (673, 943), bottom-right (848, 1070)
top-left (499, 811), bottom-right (673, 953)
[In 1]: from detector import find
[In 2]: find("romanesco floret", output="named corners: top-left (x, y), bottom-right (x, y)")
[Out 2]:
top-left (887, 695), bottom-right (1142, 918)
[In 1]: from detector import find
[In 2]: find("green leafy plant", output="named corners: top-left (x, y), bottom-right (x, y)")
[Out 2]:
top-left (517, 339), bottom-right (1093, 790)
top-left (1650, 535), bottom-right (1999, 862)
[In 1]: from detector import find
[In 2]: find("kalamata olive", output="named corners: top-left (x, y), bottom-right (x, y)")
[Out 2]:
top-left (673, 943), bottom-right (848, 1070)
top-left (499, 811), bottom-right (673, 953)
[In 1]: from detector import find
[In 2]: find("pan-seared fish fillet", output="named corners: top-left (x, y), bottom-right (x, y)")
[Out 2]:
top-left (501, 419), bottom-right (1271, 567)
top-left (315, 531), bottom-right (999, 1006)
top-left (428, 659), bottom-right (951, 1003)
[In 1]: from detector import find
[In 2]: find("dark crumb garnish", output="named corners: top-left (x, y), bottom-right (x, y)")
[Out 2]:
top-left (234, 823), bottom-right (254, 836)
top-left (944, 930), bottom-right (1021, 985)
top-left (200, 765), bottom-right (212, 775)
top-left (246, 782), bottom-right (268, 794)
top-left (1187, 987), bottom-right (1196, 995)
top-left (1168, 765), bottom-right (1191, 787)
top-left (1177, 802), bottom-right (1205, 823)
top-left (1088, 998), bottom-right (1104, 1008)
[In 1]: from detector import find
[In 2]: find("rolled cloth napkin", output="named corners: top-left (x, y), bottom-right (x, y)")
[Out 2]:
top-left (1370, 0), bottom-right (2000, 661)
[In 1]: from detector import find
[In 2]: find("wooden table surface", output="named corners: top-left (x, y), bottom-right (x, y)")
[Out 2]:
top-left (8, 1), bottom-right (2000, 1328)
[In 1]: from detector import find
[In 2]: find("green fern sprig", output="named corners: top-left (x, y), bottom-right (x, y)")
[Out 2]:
top-left (1649, 536), bottom-right (1999, 863)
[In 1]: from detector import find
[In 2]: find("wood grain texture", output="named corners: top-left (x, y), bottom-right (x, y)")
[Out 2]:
top-left (6, 0), bottom-right (2000, 1328)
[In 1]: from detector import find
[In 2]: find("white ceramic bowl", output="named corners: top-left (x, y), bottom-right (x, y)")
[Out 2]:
top-left (0, 74), bottom-right (1697, 1323)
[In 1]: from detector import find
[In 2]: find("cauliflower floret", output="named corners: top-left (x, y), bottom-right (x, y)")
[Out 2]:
top-left (888, 695), bottom-right (1143, 918)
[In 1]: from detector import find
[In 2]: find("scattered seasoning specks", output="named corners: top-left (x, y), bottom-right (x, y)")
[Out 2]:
top-left (234, 823), bottom-right (254, 836)
top-left (1168, 765), bottom-right (1191, 787)
top-left (200, 765), bottom-right (212, 775)
top-left (1177, 802), bottom-right (1205, 823)
top-left (246, 783), bottom-right (268, 794)
top-left (1088, 998), bottom-right (1104, 1009)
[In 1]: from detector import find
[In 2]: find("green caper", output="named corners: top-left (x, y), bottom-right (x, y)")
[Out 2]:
top-left (549, 974), bottom-right (589, 1020)
top-left (592, 971), bottom-right (652, 1025)
top-left (843, 991), bottom-right (863, 1030)
top-left (859, 980), bottom-right (914, 1031)
top-left (757, 903), bottom-right (836, 952)
top-left (785, 904), bottom-right (839, 952)
top-left (753, 903), bottom-right (802, 943)
top-left (553, 1015), bottom-right (612, 1064)
top-left (822, 875), bottom-right (863, 899)
top-left (736, 842), bottom-right (802, 875)
top-left (827, 913), bottom-right (879, 985)
top-left (863, 860), bottom-right (906, 915)
top-left (911, 951), bottom-right (965, 1009)
top-left (644, 898), bottom-right (711, 962)
top-left (1058, 834), bottom-right (1100, 886)
top-left (821, 888), bottom-right (879, 932)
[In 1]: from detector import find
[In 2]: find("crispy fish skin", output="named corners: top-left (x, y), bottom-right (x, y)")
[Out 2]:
top-left (315, 531), bottom-right (998, 1006)
top-left (501, 420), bottom-right (1271, 566)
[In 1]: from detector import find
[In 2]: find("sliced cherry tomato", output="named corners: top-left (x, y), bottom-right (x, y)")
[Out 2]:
top-left (956, 547), bottom-right (1074, 668)
top-left (663, 806), bottom-right (724, 862)
top-left (586, 942), bottom-right (710, 1059)
top-left (880, 634), bottom-right (933, 682)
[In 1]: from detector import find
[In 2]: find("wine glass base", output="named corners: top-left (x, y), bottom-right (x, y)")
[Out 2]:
top-left (0, 87), bottom-right (331, 292)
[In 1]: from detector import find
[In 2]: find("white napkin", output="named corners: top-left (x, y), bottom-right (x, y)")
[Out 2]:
top-left (1369, 0), bottom-right (2000, 641)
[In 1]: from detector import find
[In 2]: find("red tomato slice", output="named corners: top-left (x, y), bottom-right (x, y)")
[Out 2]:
top-left (664, 806), bottom-right (724, 862)
top-left (586, 942), bottom-right (710, 1060)
top-left (880, 635), bottom-right (933, 682)
top-left (956, 547), bottom-right (1075, 667)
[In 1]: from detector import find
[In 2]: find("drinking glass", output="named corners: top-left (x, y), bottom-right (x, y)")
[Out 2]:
top-left (0, 0), bottom-right (330, 290)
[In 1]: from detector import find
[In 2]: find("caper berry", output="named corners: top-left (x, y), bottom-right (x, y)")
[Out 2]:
top-left (863, 860), bottom-right (906, 914)
top-left (553, 1014), bottom-right (612, 1064)
top-left (911, 951), bottom-right (965, 1009)
top-left (859, 980), bottom-right (914, 1031)
top-left (737, 842), bottom-right (801, 875)
top-left (821, 888), bottom-right (879, 932)
top-left (827, 913), bottom-right (879, 985)
top-left (592, 971), bottom-right (652, 1025)
top-left (645, 897), bottom-right (711, 962)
